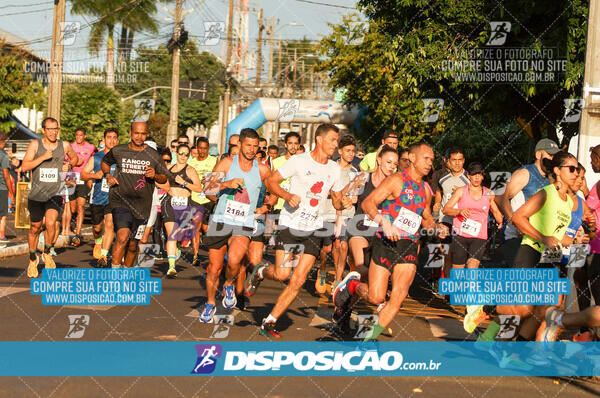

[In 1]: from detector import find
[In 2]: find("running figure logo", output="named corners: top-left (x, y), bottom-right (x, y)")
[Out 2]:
top-left (277, 99), bottom-right (300, 122)
top-left (354, 314), bottom-right (378, 339)
top-left (59, 22), bottom-right (80, 46)
top-left (486, 21), bottom-right (511, 46)
top-left (496, 315), bottom-right (520, 339)
top-left (281, 244), bottom-right (304, 268)
top-left (425, 244), bottom-right (449, 268)
top-left (561, 99), bottom-right (584, 123)
top-left (210, 315), bottom-right (234, 339)
top-left (191, 344), bottom-right (223, 374)
top-left (65, 315), bottom-right (90, 339)
top-left (203, 22), bottom-right (225, 46)
top-left (420, 98), bottom-right (444, 123)
top-left (567, 244), bottom-right (589, 268)
top-left (489, 172), bottom-right (511, 195)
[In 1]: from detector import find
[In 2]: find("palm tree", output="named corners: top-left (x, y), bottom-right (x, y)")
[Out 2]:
top-left (117, 1), bottom-right (159, 65)
top-left (71, 0), bottom-right (158, 88)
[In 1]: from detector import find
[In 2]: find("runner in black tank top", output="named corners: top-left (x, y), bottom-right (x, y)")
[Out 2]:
top-left (348, 146), bottom-right (398, 278)
top-left (160, 144), bottom-right (203, 277)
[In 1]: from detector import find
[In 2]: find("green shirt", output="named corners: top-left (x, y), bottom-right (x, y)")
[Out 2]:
top-left (272, 155), bottom-right (291, 210)
top-left (359, 151), bottom-right (378, 172)
top-left (187, 155), bottom-right (218, 204)
top-left (521, 184), bottom-right (573, 253)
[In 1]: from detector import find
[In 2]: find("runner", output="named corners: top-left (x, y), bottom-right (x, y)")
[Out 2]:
top-left (161, 144), bottom-right (203, 276)
top-left (398, 148), bottom-right (410, 171)
top-left (297, 145), bottom-right (306, 154)
top-left (316, 135), bottom-right (359, 294)
top-left (497, 151), bottom-right (578, 342)
top-left (359, 130), bottom-right (399, 172)
top-left (245, 123), bottom-right (351, 338)
top-left (101, 121), bottom-right (168, 269)
top-left (348, 145), bottom-right (398, 277)
top-left (496, 138), bottom-right (559, 266)
top-left (442, 162), bottom-right (503, 332)
top-left (434, 146), bottom-right (468, 282)
top-left (221, 134), bottom-right (240, 160)
top-left (332, 142), bottom-right (440, 341)
top-left (200, 128), bottom-right (271, 323)
top-left (443, 162), bottom-right (504, 270)
top-left (187, 137), bottom-right (218, 267)
top-left (271, 132), bottom-right (301, 213)
top-left (21, 117), bottom-right (79, 277)
top-left (80, 128), bottom-right (119, 267)
top-left (69, 128), bottom-right (97, 240)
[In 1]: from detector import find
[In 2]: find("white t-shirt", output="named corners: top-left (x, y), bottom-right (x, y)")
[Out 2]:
top-left (278, 152), bottom-right (345, 231)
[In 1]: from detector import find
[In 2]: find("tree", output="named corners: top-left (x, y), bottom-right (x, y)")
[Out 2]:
top-left (0, 52), bottom-right (31, 132)
top-left (71, 0), bottom-right (158, 88)
top-left (60, 84), bottom-right (133, 145)
top-left (318, 1), bottom-right (589, 167)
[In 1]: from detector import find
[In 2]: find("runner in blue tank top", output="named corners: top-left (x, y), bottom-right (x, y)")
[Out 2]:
top-left (81, 128), bottom-right (119, 268)
top-left (200, 128), bottom-right (275, 323)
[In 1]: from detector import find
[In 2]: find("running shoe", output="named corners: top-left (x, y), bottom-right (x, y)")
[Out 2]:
top-left (245, 262), bottom-right (266, 297)
top-left (331, 280), bottom-right (340, 296)
top-left (167, 266), bottom-right (177, 277)
top-left (42, 252), bottom-right (55, 269)
top-left (49, 248), bottom-right (57, 257)
top-left (27, 255), bottom-right (39, 278)
top-left (542, 306), bottom-right (565, 347)
top-left (222, 285), bottom-right (237, 308)
top-left (463, 305), bottom-right (487, 333)
top-left (573, 331), bottom-right (593, 342)
top-left (236, 293), bottom-right (246, 311)
top-left (333, 271), bottom-right (360, 308)
top-left (97, 256), bottom-right (108, 268)
top-left (200, 303), bottom-right (216, 323)
top-left (111, 264), bottom-right (122, 269)
top-left (260, 320), bottom-right (281, 338)
top-left (71, 235), bottom-right (81, 247)
top-left (192, 254), bottom-right (202, 267)
top-left (315, 270), bottom-right (327, 294)
top-left (93, 243), bottom-right (102, 259)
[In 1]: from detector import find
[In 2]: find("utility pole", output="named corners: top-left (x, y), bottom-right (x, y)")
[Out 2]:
top-left (255, 8), bottom-right (264, 95)
top-left (220, 0), bottom-right (235, 153)
top-left (277, 39), bottom-right (282, 84)
top-left (47, 0), bottom-right (66, 126)
top-left (266, 18), bottom-right (275, 82)
top-left (166, 0), bottom-right (183, 145)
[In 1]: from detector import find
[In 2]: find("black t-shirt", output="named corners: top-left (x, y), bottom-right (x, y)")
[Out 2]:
top-left (102, 143), bottom-right (169, 219)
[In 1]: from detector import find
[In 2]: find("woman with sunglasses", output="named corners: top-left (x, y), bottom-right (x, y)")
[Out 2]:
top-left (494, 151), bottom-right (578, 342)
top-left (161, 144), bottom-right (203, 276)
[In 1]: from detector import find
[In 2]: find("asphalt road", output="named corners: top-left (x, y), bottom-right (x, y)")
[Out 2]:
top-left (1, 241), bottom-right (599, 397)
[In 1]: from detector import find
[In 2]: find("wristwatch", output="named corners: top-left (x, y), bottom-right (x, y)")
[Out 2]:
top-left (182, 181), bottom-right (188, 188)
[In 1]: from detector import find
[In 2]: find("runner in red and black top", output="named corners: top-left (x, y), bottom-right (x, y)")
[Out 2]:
top-left (333, 142), bottom-right (443, 341)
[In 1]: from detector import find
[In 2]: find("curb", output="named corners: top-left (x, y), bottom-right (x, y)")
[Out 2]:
top-left (0, 228), bottom-right (93, 260)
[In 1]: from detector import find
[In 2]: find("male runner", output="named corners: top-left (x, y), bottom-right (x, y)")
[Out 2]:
top-left (333, 142), bottom-right (440, 341)
top-left (245, 123), bottom-right (352, 337)
top-left (359, 130), bottom-right (399, 172)
top-left (101, 121), bottom-right (168, 269)
top-left (200, 128), bottom-right (272, 322)
top-left (69, 128), bottom-right (96, 238)
top-left (22, 117), bottom-right (79, 277)
top-left (81, 128), bottom-right (119, 267)
top-left (0, 132), bottom-right (14, 242)
top-left (187, 137), bottom-right (218, 266)
top-left (271, 132), bottom-right (301, 212)
top-left (221, 134), bottom-right (240, 160)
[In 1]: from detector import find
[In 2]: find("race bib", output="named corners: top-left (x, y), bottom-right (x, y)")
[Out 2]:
top-left (134, 224), bottom-right (146, 240)
top-left (540, 246), bottom-right (569, 263)
top-left (363, 213), bottom-right (379, 228)
top-left (40, 168), bottom-right (58, 183)
top-left (392, 207), bottom-right (422, 235)
top-left (101, 178), bottom-right (109, 192)
top-left (224, 200), bottom-right (250, 223)
top-left (461, 218), bottom-right (482, 237)
top-left (171, 196), bottom-right (188, 208)
top-left (292, 206), bottom-right (321, 230)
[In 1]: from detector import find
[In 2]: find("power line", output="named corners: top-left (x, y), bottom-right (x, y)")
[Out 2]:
top-left (295, 0), bottom-right (356, 9)
top-left (0, 7), bottom-right (54, 17)
top-left (0, 2), bottom-right (50, 10)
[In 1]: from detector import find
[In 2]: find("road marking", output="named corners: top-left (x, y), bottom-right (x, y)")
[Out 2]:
top-left (0, 287), bottom-right (29, 298)
top-left (63, 305), bottom-right (115, 311)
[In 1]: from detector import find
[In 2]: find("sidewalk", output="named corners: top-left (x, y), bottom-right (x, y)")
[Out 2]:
top-left (0, 213), bottom-right (92, 259)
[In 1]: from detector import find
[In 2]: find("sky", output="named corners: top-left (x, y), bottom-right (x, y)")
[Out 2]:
top-left (0, 0), bottom-right (361, 77)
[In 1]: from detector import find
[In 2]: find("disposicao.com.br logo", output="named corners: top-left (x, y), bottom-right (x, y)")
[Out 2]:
top-left (191, 344), bottom-right (441, 374)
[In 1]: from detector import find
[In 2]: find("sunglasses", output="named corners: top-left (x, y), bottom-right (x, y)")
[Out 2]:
top-left (163, 158), bottom-right (171, 162)
top-left (260, 146), bottom-right (267, 150)
top-left (560, 165), bottom-right (579, 173)
top-left (178, 152), bottom-right (190, 157)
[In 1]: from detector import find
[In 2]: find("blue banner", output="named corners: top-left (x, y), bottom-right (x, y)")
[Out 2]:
top-left (0, 342), bottom-right (599, 376)
top-left (30, 268), bottom-right (162, 305)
